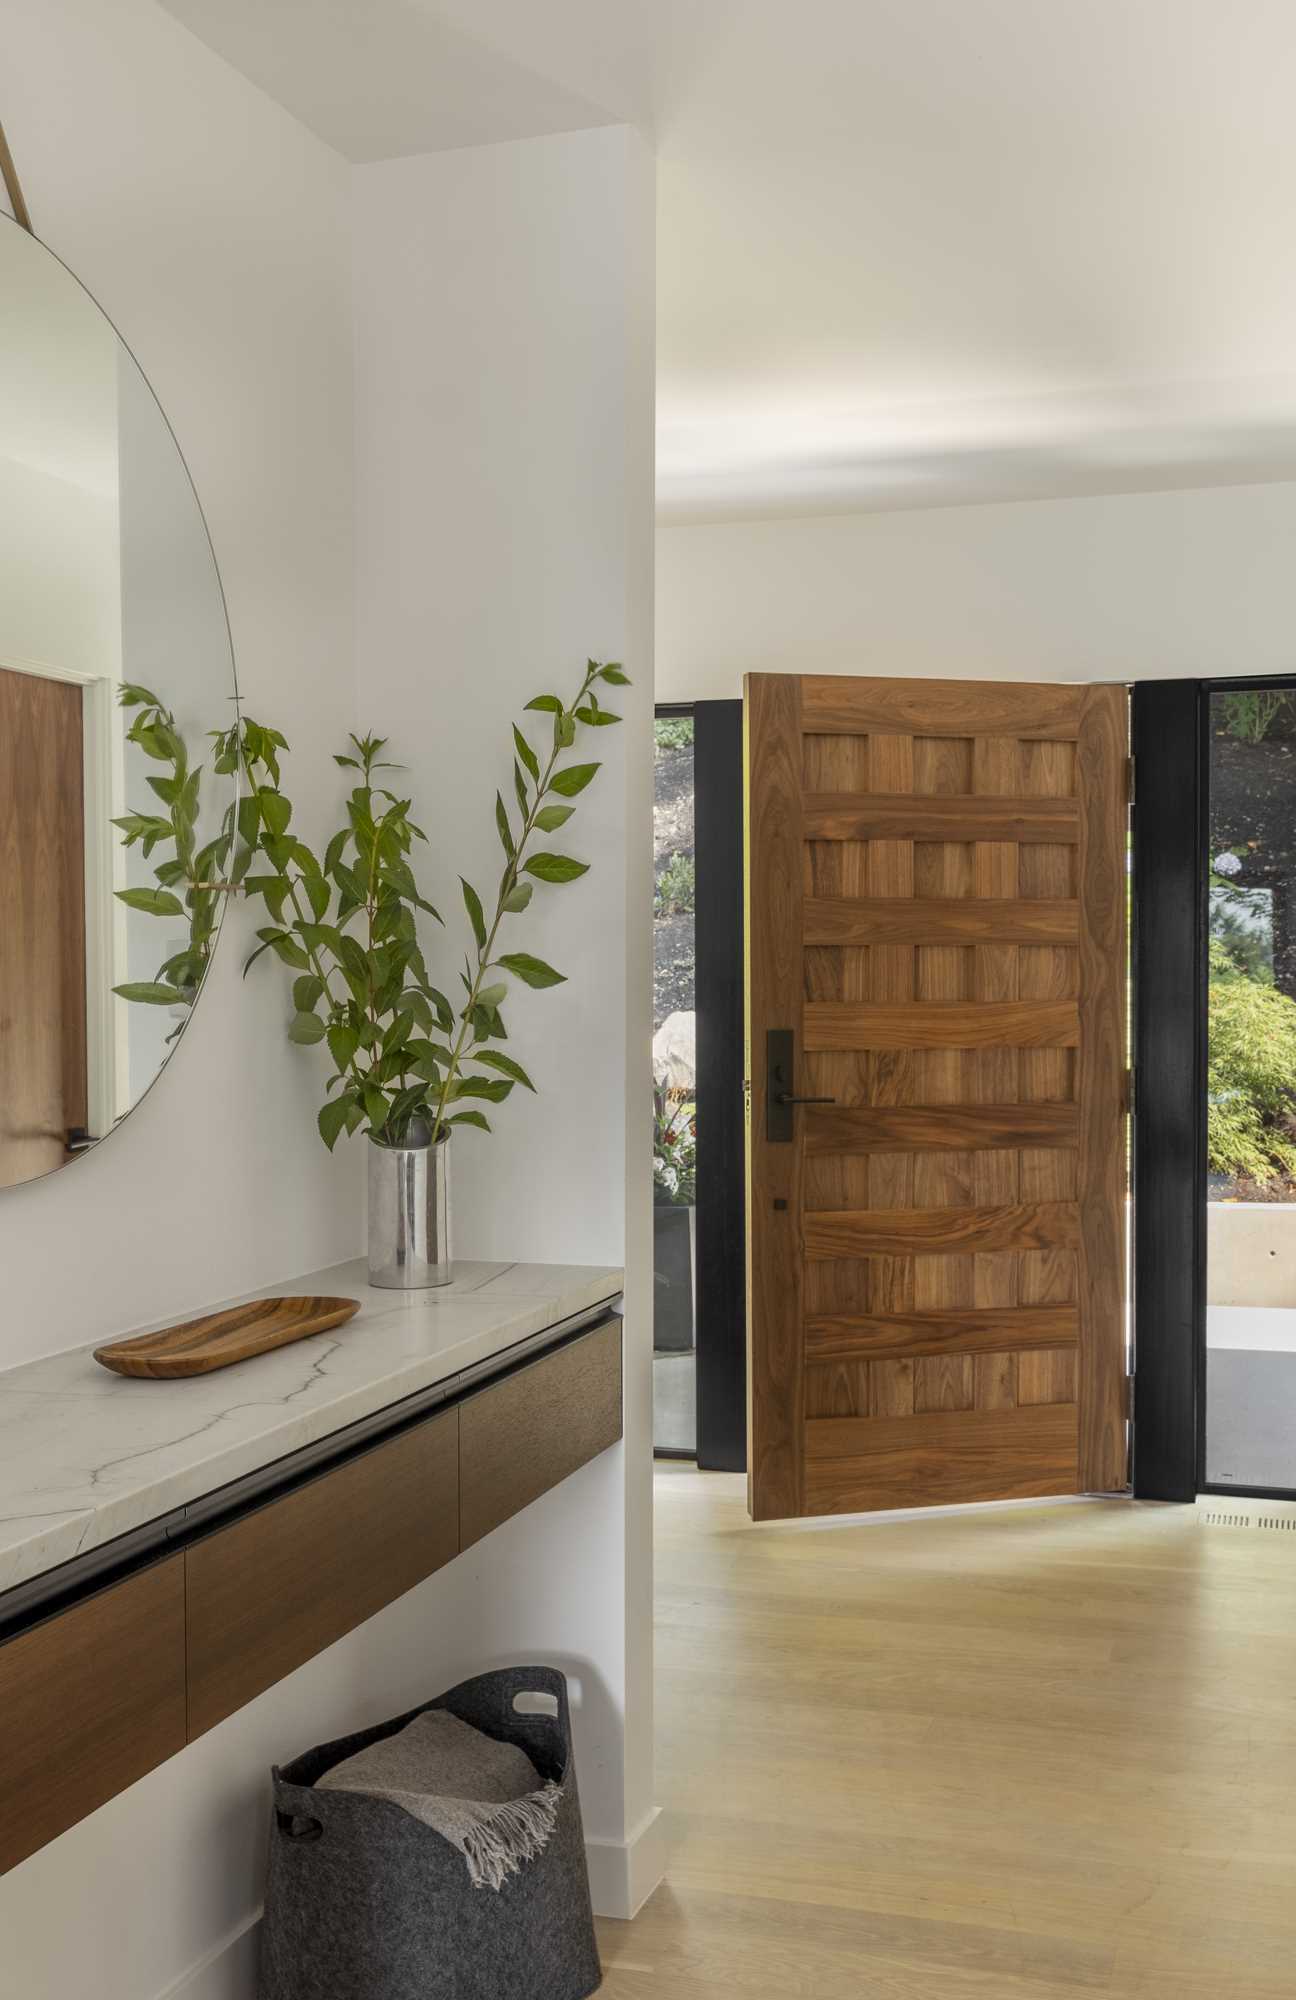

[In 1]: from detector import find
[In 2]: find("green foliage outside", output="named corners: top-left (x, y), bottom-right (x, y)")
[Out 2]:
top-left (655, 852), bottom-right (695, 916)
top-left (653, 1081), bottom-right (696, 1205)
top-left (1217, 689), bottom-right (1293, 744)
top-left (1208, 936), bottom-right (1296, 1183)
top-left (654, 715), bottom-right (694, 751)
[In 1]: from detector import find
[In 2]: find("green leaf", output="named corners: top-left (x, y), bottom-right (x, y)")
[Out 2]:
top-left (512, 723), bottom-right (540, 784)
top-left (363, 1085), bottom-right (391, 1128)
top-left (534, 802), bottom-right (574, 832)
top-left (323, 829), bottom-right (348, 878)
top-left (498, 950), bottom-right (566, 988)
top-left (557, 714), bottom-right (576, 749)
top-left (495, 791), bottom-right (515, 860)
top-left (549, 762), bottom-right (599, 798)
top-left (525, 694), bottom-right (564, 713)
top-left (293, 974), bottom-right (324, 1012)
top-left (513, 760), bottom-right (529, 819)
top-left (288, 1011), bottom-right (327, 1045)
top-left (327, 1021), bottom-right (359, 1071)
top-left (599, 663), bottom-right (630, 685)
top-left (453, 1076), bottom-right (514, 1103)
top-left (461, 878), bottom-right (487, 951)
top-left (265, 930), bottom-right (312, 971)
top-left (317, 1096), bottom-right (351, 1151)
top-left (381, 1009), bottom-right (414, 1056)
top-left (117, 681), bottom-right (164, 709)
top-left (477, 1050), bottom-right (536, 1091)
top-left (258, 790), bottom-right (291, 837)
top-left (524, 852), bottom-right (589, 884)
top-left (476, 981), bottom-right (508, 1009)
top-left (574, 705), bottom-right (620, 727)
top-left (502, 880), bottom-right (533, 914)
top-left (115, 886), bottom-right (185, 917)
top-left (447, 1109), bottom-right (491, 1132)
top-left (113, 980), bottom-right (186, 1006)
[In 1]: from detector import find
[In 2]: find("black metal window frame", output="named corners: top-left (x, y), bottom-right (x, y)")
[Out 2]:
top-left (1132, 672), bottom-right (1296, 1502)
top-left (652, 699), bottom-right (746, 1469)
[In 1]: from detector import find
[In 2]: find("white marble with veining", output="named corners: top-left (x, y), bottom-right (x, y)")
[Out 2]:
top-left (0, 1259), bottom-right (622, 1594)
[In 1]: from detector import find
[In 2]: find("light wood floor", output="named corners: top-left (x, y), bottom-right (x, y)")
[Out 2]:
top-left (596, 1469), bottom-right (1296, 1999)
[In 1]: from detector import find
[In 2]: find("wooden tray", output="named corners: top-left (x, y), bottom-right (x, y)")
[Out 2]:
top-left (94, 1297), bottom-right (362, 1379)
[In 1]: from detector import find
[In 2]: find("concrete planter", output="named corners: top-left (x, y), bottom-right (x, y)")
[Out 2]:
top-left (1208, 1201), bottom-right (1296, 1306)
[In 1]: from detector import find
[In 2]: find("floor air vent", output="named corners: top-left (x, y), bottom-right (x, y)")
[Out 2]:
top-left (1196, 1497), bottom-right (1296, 1532)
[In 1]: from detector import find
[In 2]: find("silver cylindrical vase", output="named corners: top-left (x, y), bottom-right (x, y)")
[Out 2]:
top-left (367, 1131), bottom-right (452, 1288)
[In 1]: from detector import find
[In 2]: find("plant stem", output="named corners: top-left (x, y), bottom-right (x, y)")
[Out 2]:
top-left (428, 662), bottom-right (599, 1144)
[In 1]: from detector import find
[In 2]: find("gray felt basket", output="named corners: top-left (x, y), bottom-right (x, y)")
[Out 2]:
top-left (259, 1665), bottom-right (602, 2000)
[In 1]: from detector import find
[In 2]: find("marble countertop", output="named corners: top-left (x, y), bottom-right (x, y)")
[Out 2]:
top-left (0, 1259), bottom-right (622, 1597)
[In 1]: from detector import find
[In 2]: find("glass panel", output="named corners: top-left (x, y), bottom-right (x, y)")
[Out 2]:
top-left (1205, 686), bottom-right (1296, 1488)
top-left (652, 714), bottom-right (696, 1453)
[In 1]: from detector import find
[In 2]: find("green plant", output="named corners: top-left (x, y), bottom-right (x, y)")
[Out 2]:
top-left (654, 851), bottom-right (695, 917)
top-left (654, 716), bottom-right (694, 751)
top-left (1218, 689), bottom-right (1289, 744)
top-left (110, 684), bottom-right (243, 1032)
top-left (227, 658), bottom-right (627, 1152)
top-left (653, 1080), bottom-right (696, 1205)
top-left (1208, 937), bottom-right (1296, 1182)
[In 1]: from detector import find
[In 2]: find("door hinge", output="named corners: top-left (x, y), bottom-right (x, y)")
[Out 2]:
top-left (1124, 1066), bottom-right (1135, 1115)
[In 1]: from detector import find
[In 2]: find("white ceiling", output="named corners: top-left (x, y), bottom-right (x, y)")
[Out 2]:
top-left (161, 0), bottom-right (1296, 520)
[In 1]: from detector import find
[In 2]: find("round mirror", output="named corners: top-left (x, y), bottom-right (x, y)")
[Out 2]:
top-left (0, 216), bottom-right (238, 1191)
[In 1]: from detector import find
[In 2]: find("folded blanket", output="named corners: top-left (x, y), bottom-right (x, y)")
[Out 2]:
top-left (317, 1708), bottom-right (561, 1890)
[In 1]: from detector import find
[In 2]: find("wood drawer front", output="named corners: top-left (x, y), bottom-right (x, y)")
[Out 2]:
top-left (187, 1407), bottom-right (458, 1739)
top-left (459, 1319), bottom-right (622, 1549)
top-left (0, 1557), bottom-right (186, 1875)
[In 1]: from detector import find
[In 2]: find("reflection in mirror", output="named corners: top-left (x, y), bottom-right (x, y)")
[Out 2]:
top-left (0, 216), bottom-right (237, 1191)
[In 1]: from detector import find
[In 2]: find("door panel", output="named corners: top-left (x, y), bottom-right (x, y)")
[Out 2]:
top-left (0, 666), bottom-right (87, 1189)
top-left (745, 673), bottom-right (1128, 1521)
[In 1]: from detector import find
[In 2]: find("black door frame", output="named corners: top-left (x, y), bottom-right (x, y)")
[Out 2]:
top-left (653, 700), bottom-right (747, 1469)
top-left (1132, 673), bottom-right (1296, 1501)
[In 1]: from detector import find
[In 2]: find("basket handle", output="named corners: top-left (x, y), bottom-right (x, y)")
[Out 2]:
top-left (276, 1809), bottom-right (324, 1843)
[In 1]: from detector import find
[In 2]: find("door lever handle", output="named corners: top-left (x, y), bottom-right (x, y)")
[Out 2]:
top-left (774, 1092), bottom-right (836, 1105)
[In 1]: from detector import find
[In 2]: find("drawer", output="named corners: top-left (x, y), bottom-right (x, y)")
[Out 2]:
top-left (0, 1556), bottom-right (186, 1875)
top-left (186, 1407), bottom-right (458, 1739)
top-left (459, 1318), bottom-right (622, 1549)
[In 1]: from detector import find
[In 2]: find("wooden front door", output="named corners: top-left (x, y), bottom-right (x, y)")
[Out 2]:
top-left (0, 666), bottom-right (88, 1188)
top-left (745, 674), bottom-right (1127, 1521)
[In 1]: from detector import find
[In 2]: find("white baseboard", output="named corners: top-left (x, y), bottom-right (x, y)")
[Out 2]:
top-left (584, 1806), bottom-right (665, 1920)
top-left (151, 1812), bottom-right (666, 1997)
top-left (156, 1916), bottom-right (259, 2000)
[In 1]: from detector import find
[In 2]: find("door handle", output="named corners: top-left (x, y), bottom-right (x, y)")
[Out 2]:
top-left (765, 1029), bottom-right (834, 1142)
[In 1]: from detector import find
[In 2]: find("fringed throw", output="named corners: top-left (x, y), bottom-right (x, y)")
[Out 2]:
top-left (318, 1709), bottom-right (561, 1891)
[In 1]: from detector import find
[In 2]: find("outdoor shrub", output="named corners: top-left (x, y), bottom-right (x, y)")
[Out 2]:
top-left (1208, 937), bottom-right (1296, 1182)
top-left (1217, 689), bottom-right (1291, 744)
top-left (655, 852), bottom-right (696, 916)
top-left (654, 716), bottom-right (695, 751)
top-left (653, 1081), bottom-right (696, 1205)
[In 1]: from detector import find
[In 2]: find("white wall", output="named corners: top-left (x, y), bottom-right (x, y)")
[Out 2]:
top-left (351, 122), bottom-right (659, 1911)
top-left (657, 480), bottom-right (1296, 698)
top-left (0, 456), bottom-right (120, 678)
